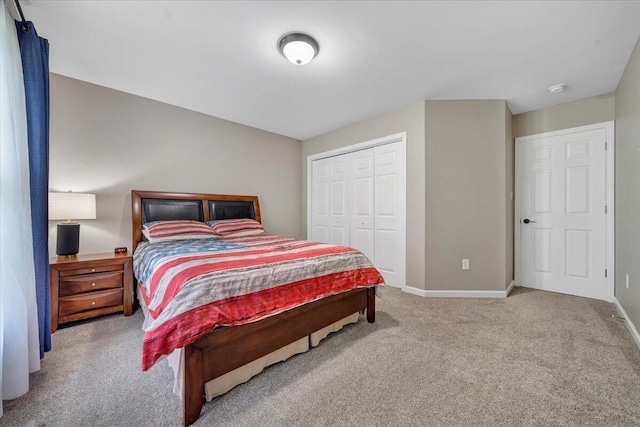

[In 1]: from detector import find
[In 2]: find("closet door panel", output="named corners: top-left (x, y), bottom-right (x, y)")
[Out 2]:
top-left (311, 158), bottom-right (332, 243)
top-left (330, 157), bottom-right (350, 246)
top-left (350, 150), bottom-right (375, 261)
top-left (374, 230), bottom-right (396, 272)
top-left (374, 142), bottom-right (406, 287)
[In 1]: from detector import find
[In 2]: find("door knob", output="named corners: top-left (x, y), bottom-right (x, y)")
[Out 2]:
top-left (523, 219), bottom-right (537, 224)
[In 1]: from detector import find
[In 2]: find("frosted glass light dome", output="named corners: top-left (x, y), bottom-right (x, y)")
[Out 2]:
top-left (278, 33), bottom-right (319, 65)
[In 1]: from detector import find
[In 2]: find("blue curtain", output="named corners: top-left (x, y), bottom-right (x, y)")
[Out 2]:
top-left (15, 20), bottom-right (50, 358)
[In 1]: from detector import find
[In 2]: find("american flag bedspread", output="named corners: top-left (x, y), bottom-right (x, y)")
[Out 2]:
top-left (133, 234), bottom-right (384, 370)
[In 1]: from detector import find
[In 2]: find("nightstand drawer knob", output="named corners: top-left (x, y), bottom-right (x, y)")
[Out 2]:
top-left (91, 269), bottom-right (96, 272)
top-left (91, 301), bottom-right (96, 305)
top-left (91, 283), bottom-right (96, 287)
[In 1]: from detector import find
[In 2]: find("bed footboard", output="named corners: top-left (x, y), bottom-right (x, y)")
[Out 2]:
top-left (182, 286), bottom-right (376, 426)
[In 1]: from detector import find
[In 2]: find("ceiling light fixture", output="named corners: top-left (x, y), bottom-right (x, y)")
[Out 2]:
top-left (278, 32), bottom-right (319, 65)
top-left (548, 84), bottom-right (566, 93)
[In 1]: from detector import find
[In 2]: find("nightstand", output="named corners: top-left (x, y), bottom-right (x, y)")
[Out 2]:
top-left (50, 252), bottom-right (133, 332)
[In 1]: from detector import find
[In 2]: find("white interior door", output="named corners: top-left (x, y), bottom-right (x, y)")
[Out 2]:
top-left (374, 142), bottom-right (406, 288)
top-left (517, 127), bottom-right (607, 300)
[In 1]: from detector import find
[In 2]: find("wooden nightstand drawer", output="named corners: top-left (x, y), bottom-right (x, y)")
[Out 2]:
top-left (59, 264), bottom-right (123, 277)
top-left (59, 271), bottom-right (123, 296)
top-left (59, 289), bottom-right (124, 317)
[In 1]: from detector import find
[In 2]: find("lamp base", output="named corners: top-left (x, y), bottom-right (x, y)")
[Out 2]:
top-left (57, 222), bottom-right (80, 256)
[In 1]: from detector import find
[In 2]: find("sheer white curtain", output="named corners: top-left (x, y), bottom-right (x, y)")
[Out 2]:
top-left (0, 0), bottom-right (41, 417)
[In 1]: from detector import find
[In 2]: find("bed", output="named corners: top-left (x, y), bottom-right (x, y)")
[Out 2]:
top-left (130, 190), bottom-right (381, 426)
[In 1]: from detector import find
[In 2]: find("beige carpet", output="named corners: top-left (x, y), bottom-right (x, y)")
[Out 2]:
top-left (2, 286), bottom-right (640, 427)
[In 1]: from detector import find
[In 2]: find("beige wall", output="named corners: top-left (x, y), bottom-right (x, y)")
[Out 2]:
top-left (49, 74), bottom-right (302, 257)
top-left (513, 93), bottom-right (615, 138)
top-left (301, 102), bottom-right (426, 289)
top-left (614, 36), bottom-right (640, 331)
top-left (302, 100), bottom-right (512, 293)
top-left (425, 100), bottom-right (510, 292)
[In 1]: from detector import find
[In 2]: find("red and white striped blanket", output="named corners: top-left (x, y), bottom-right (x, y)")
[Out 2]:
top-left (133, 234), bottom-right (384, 370)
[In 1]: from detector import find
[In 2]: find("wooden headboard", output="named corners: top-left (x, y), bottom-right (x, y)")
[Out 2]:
top-left (131, 190), bottom-right (261, 252)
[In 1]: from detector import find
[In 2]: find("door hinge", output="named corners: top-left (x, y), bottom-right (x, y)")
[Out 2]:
top-left (605, 141), bottom-right (608, 151)
top-left (605, 269), bottom-right (608, 278)
top-left (605, 205), bottom-right (608, 214)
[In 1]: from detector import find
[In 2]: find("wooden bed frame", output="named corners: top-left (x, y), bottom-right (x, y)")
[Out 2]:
top-left (131, 190), bottom-right (376, 426)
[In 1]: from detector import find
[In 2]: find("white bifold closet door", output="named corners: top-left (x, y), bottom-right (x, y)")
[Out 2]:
top-left (310, 141), bottom-right (405, 288)
top-left (350, 149), bottom-right (375, 261)
top-left (372, 143), bottom-right (405, 287)
top-left (312, 155), bottom-right (349, 246)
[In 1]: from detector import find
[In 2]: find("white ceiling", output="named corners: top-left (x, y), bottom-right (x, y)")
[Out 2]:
top-left (19, 1), bottom-right (640, 140)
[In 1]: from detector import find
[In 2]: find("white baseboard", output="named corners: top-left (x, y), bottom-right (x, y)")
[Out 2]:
top-left (404, 285), bottom-right (510, 298)
top-left (613, 297), bottom-right (640, 351)
top-left (506, 280), bottom-right (515, 296)
top-left (403, 286), bottom-right (428, 297)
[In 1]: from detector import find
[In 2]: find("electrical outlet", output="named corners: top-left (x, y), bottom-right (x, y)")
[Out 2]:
top-left (462, 259), bottom-right (470, 270)
top-left (626, 274), bottom-right (630, 289)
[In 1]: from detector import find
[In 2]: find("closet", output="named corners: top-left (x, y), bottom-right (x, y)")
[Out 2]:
top-left (309, 137), bottom-right (406, 288)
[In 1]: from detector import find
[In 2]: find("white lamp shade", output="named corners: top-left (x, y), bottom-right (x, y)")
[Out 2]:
top-left (49, 192), bottom-right (96, 221)
top-left (283, 40), bottom-right (316, 65)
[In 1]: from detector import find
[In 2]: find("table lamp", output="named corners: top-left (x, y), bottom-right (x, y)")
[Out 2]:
top-left (49, 192), bottom-right (96, 256)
